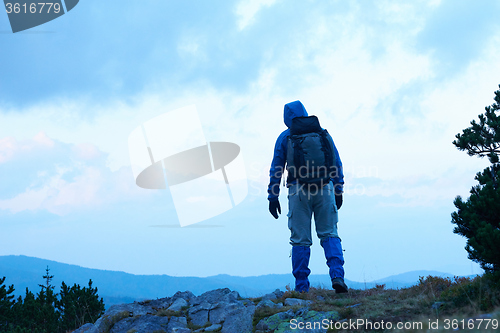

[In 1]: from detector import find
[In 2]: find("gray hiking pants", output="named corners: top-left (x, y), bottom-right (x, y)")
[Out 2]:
top-left (287, 181), bottom-right (339, 246)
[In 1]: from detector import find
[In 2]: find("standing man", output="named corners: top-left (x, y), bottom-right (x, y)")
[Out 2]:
top-left (267, 100), bottom-right (348, 293)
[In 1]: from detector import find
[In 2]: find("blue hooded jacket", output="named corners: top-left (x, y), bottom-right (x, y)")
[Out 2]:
top-left (267, 101), bottom-right (344, 201)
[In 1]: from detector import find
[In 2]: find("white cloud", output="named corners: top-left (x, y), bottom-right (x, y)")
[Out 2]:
top-left (235, 0), bottom-right (277, 30)
top-left (0, 137), bottom-right (17, 164)
top-left (0, 132), bottom-right (54, 164)
top-left (176, 34), bottom-right (208, 64)
top-left (0, 186), bottom-right (51, 213)
top-left (0, 165), bottom-right (101, 215)
top-left (0, 133), bottom-right (153, 216)
top-left (72, 142), bottom-right (103, 160)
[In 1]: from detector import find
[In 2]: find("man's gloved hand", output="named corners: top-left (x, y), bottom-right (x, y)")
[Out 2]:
top-left (335, 194), bottom-right (343, 210)
top-left (269, 199), bottom-right (281, 219)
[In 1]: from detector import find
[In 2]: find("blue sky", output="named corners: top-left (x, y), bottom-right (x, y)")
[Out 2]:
top-left (1, 0), bottom-right (500, 283)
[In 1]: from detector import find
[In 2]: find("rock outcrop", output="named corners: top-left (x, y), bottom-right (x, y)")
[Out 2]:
top-left (73, 288), bottom-right (340, 333)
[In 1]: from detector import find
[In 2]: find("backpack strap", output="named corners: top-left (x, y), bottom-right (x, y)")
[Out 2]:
top-left (319, 129), bottom-right (332, 170)
top-left (321, 129), bottom-right (336, 179)
top-left (291, 136), bottom-right (304, 177)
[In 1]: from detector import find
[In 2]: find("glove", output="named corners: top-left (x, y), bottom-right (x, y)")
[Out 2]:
top-left (335, 194), bottom-right (343, 210)
top-left (269, 199), bottom-right (281, 219)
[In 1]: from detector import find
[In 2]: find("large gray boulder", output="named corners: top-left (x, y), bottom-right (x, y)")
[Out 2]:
top-left (167, 316), bottom-right (188, 332)
top-left (220, 302), bottom-right (256, 333)
top-left (172, 291), bottom-right (196, 303)
top-left (191, 288), bottom-right (240, 306)
top-left (168, 297), bottom-right (189, 311)
top-left (261, 288), bottom-right (285, 301)
top-left (188, 288), bottom-right (245, 328)
top-left (208, 301), bottom-right (242, 324)
top-left (72, 303), bottom-right (137, 333)
top-left (109, 314), bottom-right (169, 333)
top-left (256, 299), bottom-right (284, 310)
top-left (284, 298), bottom-right (313, 307)
top-left (188, 301), bottom-right (212, 326)
top-left (142, 297), bottom-right (173, 310)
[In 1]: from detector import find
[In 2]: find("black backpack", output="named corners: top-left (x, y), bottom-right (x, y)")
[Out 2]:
top-left (286, 116), bottom-right (336, 186)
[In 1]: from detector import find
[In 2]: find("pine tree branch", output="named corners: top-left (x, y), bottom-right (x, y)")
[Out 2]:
top-left (468, 147), bottom-right (500, 155)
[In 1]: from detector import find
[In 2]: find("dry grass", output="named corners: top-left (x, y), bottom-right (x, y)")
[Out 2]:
top-left (250, 274), bottom-right (500, 332)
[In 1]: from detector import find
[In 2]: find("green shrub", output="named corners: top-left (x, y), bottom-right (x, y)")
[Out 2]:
top-left (441, 274), bottom-right (500, 312)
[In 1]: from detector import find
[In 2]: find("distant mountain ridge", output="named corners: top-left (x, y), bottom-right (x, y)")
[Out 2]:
top-left (0, 255), bottom-right (459, 308)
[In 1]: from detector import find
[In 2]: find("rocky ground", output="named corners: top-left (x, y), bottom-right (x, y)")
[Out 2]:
top-left (72, 279), bottom-right (500, 333)
top-left (72, 287), bottom-right (339, 333)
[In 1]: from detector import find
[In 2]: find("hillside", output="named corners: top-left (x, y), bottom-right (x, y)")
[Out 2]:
top-left (0, 255), bottom-right (457, 308)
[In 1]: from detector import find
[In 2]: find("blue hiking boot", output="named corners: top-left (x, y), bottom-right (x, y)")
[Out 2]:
top-left (292, 245), bottom-right (311, 292)
top-left (321, 237), bottom-right (348, 293)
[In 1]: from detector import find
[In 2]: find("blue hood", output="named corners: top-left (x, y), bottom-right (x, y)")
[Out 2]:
top-left (284, 101), bottom-right (308, 128)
